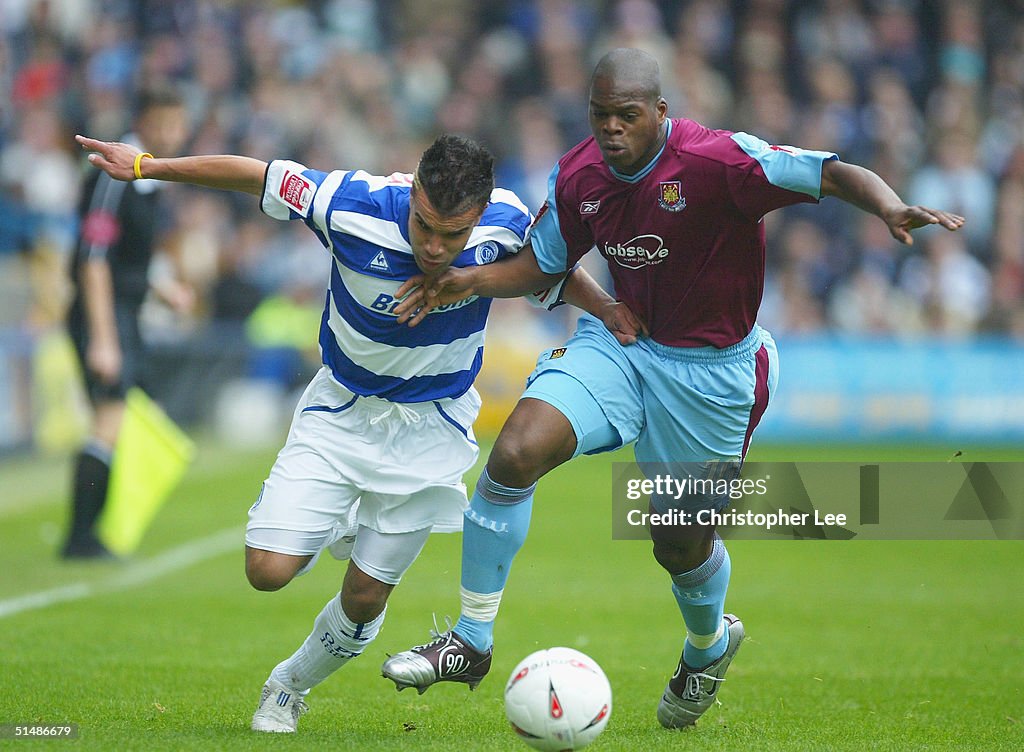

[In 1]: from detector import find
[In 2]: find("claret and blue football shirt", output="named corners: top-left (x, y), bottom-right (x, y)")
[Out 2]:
top-left (529, 118), bottom-right (837, 348)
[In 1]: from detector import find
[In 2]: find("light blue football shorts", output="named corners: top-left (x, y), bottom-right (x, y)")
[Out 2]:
top-left (522, 313), bottom-right (779, 468)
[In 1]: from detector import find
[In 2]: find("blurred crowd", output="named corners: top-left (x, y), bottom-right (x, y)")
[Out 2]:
top-left (3, 0), bottom-right (1024, 345)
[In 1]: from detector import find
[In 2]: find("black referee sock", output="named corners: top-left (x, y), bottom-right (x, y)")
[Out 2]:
top-left (64, 446), bottom-right (112, 554)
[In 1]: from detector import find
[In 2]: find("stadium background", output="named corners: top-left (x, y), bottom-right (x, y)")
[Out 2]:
top-left (1, 2), bottom-right (1022, 750)
top-left (0, 0), bottom-right (1023, 449)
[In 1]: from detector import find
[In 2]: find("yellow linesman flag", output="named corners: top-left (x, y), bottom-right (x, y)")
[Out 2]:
top-left (97, 388), bottom-right (195, 555)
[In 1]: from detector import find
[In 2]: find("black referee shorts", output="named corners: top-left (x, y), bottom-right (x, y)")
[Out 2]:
top-left (67, 302), bottom-right (145, 405)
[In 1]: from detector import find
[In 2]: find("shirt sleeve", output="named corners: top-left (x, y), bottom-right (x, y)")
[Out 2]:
top-left (527, 162), bottom-right (594, 275)
top-left (466, 187), bottom-right (532, 264)
top-left (726, 132), bottom-right (838, 221)
top-left (524, 262), bottom-right (578, 310)
top-left (261, 159), bottom-right (340, 239)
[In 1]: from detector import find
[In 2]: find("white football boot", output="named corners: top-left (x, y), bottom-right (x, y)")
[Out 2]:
top-left (252, 679), bottom-right (308, 733)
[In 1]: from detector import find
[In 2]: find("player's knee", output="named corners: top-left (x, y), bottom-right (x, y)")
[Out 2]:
top-left (244, 549), bottom-right (304, 591)
top-left (488, 437), bottom-right (538, 487)
top-left (245, 564), bottom-right (290, 591)
top-left (652, 540), bottom-right (687, 574)
top-left (341, 565), bottom-right (392, 622)
top-left (487, 400), bottom-right (576, 487)
top-left (340, 588), bottom-right (387, 623)
top-left (652, 536), bottom-right (713, 574)
top-left (489, 431), bottom-right (571, 488)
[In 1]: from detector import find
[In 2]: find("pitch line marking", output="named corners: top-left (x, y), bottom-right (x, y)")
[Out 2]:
top-left (0, 527), bottom-right (240, 620)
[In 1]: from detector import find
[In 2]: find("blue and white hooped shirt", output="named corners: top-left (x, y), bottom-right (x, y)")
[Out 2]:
top-left (261, 160), bottom-right (533, 403)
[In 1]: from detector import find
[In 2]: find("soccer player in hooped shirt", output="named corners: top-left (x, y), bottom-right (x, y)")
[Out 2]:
top-left (74, 132), bottom-right (642, 733)
top-left (383, 48), bottom-right (965, 727)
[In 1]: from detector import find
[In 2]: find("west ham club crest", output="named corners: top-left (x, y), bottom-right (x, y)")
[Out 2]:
top-left (658, 180), bottom-right (686, 212)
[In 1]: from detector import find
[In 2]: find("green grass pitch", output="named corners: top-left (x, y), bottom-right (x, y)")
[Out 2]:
top-left (1, 439), bottom-right (1022, 751)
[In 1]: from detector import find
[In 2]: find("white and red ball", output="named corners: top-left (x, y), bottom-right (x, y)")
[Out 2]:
top-left (504, 647), bottom-right (612, 751)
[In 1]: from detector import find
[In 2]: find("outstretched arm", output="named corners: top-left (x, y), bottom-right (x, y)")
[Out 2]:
top-left (75, 135), bottom-right (266, 195)
top-left (820, 159), bottom-right (965, 245)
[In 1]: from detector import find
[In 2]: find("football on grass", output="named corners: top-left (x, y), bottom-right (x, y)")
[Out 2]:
top-left (504, 647), bottom-right (612, 751)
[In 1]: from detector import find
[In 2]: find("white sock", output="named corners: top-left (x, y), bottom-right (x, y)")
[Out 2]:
top-left (269, 593), bottom-right (386, 693)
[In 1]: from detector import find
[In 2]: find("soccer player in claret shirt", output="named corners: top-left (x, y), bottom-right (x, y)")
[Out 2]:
top-left (75, 132), bottom-right (641, 733)
top-left (384, 48), bottom-right (964, 728)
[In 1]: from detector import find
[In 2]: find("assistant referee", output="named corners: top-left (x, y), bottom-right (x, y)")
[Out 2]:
top-left (63, 87), bottom-right (190, 559)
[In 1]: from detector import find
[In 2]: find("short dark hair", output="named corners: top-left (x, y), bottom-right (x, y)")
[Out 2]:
top-left (415, 135), bottom-right (494, 216)
top-left (136, 84), bottom-right (185, 116)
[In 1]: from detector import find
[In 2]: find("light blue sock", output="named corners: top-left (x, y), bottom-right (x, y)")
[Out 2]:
top-left (454, 468), bottom-right (534, 653)
top-left (671, 535), bottom-right (731, 668)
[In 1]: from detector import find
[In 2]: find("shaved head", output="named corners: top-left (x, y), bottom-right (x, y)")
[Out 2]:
top-left (588, 48), bottom-right (669, 175)
top-left (591, 48), bottom-right (662, 104)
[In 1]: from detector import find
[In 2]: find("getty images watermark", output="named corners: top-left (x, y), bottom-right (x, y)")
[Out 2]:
top-left (611, 461), bottom-right (1024, 540)
top-left (625, 475), bottom-right (847, 531)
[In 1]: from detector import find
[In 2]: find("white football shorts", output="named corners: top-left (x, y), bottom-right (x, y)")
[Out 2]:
top-left (246, 367), bottom-right (480, 557)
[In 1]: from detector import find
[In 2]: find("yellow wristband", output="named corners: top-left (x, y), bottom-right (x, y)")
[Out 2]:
top-left (133, 152), bottom-right (154, 180)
